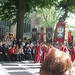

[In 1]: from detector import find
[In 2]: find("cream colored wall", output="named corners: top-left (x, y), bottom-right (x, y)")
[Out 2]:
top-left (10, 25), bottom-right (16, 35)
top-left (10, 12), bottom-right (41, 39)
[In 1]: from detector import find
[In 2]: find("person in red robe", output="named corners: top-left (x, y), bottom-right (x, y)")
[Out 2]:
top-left (34, 42), bottom-right (41, 63)
top-left (41, 43), bottom-right (49, 61)
top-left (48, 44), bottom-right (55, 54)
top-left (40, 42), bottom-right (44, 63)
top-left (69, 45), bottom-right (75, 62)
top-left (59, 43), bottom-right (67, 52)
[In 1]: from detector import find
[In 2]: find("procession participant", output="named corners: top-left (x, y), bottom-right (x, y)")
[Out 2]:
top-left (48, 43), bottom-right (55, 54)
top-left (40, 42), bottom-right (44, 62)
top-left (54, 41), bottom-right (59, 49)
top-left (68, 44), bottom-right (75, 62)
top-left (34, 41), bottom-right (41, 63)
top-left (39, 42), bottom-right (44, 63)
top-left (59, 43), bottom-right (70, 55)
top-left (59, 43), bottom-right (67, 52)
top-left (33, 42), bottom-right (37, 61)
top-left (41, 43), bottom-right (48, 61)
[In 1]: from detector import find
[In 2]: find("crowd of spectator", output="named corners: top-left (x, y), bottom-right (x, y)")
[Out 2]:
top-left (0, 34), bottom-right (75, 63)
top-left (0, 36), bottom-right (34, 61)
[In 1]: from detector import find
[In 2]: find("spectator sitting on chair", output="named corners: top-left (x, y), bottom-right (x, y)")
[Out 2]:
top-left (16, 44), bottom-right (21, 61)
top-left (25, 44), bottom-right (32, 60)
top-left (9, 45), bottom-right (16, 61)
top-left (0, 43), bottom-right (3, 61)
top-left (19, 45), bottom-right (25, 60)
top-left (2, 43), bottom-right (10, 61)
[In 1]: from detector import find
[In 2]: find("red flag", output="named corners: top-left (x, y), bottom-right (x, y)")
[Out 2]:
top-left (55, 22), bottom-right (65, 44)
top-left (40, 26), bottom-right (44, 43)
top-left (68, 31), bottom-right (72, 44)
top-left (40, 32), bottom-right (44, 43)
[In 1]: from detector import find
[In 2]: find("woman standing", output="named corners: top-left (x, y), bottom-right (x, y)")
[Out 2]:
top-left (34, 42), bottom-right (41, 63)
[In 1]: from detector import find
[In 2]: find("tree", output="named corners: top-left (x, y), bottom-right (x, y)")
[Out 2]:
top-left (16, 0), bottom-right (24, 41)
top-left (0, 0), bottom-right (24, 40)
top-left (56, 0), bottom-right (75, 21)
top-left (0, 0), bottom-right (57, 40)
top-left (36, 7), bottom-right (62, 28)
top-left (0, 0), bottom-right (75, 41)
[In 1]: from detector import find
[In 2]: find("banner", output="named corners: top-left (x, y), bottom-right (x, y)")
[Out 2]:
top-left (32, 28), bottom-right (37, 42)
top-left (68, 31), bottom-right (72, 44)
top-left (40, 26), bottom-right (44, 43)
top-left (55, 22), bottom-right (65, 44)
top-left (46, 28), bottom-right (52, 44)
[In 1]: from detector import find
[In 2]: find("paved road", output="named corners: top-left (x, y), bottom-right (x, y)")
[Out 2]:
top-left (0, 61), bottom-right (40, 75)
top-left (0, 61), bottom-right (75, 75)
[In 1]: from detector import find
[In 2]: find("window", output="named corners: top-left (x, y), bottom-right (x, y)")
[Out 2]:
top-left (0, 28), bottom-right (1, 34)
top-left (0, 28), bottom-right (5, 35)
top-left (23, 19), bottom-right (31, 33)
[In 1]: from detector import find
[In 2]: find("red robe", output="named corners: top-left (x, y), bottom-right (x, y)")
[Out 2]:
top-left (60, 47), bottom-right (66, 52)
top-left (42, 45), bottom-right (48, 61)
top-left (69, 47), bottom-right (75, 62)
top-left (34, 45), bottom-right (41, 63)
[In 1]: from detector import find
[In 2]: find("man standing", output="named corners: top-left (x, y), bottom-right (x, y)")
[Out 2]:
top-left (69, 45), bottom-right (75, 62)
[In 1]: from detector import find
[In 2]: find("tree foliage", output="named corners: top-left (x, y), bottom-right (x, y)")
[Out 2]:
top-left (0, 0), bottom-right (75, 40)
top-left (0, 0), bottom-right (75, 23)
top-left (56, 0), bottom-right (75, 21)
top-left (0, 0), bottom-right (57, 40)
top-left (0, 0), bottom-right (57, 21)
top-left (36, 7), bottom-right (62, 28)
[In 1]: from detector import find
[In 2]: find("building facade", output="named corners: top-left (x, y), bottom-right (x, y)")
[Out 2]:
top-left (0, 13), bottom-right (41, 39)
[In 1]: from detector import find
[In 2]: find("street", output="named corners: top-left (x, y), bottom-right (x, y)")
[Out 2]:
top-left (0, 60), bottom-right (75, 75)
top-left (0, 61), bottom-right (40, 75)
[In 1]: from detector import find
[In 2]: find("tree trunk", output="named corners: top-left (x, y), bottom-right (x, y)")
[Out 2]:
top-left (16, 0), bottom-right (24, 41)
top-left (59, 0), bottom-right (69, 22)
top-left (63, 0), bottom-right (69, 21)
